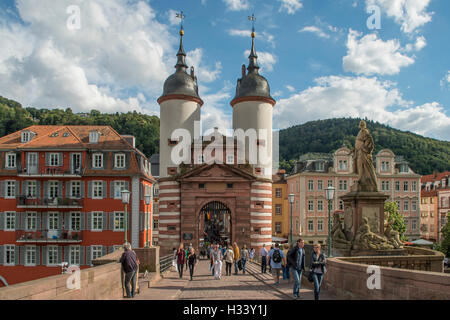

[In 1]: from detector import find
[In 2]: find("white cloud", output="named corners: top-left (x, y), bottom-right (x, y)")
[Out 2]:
top-left (223, 0), bottom-right (249, 11)
top-left (299, 26), bottom-right (330, 39)
top-left (278, 0), bottom-right (303, 14)
top-left (441, 71), bottom-right (450, 90)
top-left (199, 83), bottom-right (233, 133)
top-left (167, 9), bottom-right (181, 26)
top-left (187, 48), bottom-right (222, 83)
top-left (244, 50), bottom-right (277, 73)
top-left (365, 0), bottom-right (433, 33)
top-left (343, 29), bottom-right (415, 75)
top-left (286, 85), bottom-right (295, 92)
top-left (274, 75), bottom-right (450, 140)
top-left (227, 29), bottom-right (275, 48)
top-left (406, 35), bottom-right (427, 52)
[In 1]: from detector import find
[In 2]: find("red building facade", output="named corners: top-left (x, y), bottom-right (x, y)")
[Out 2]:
top-left (0, 125), bottom-right (154, 286)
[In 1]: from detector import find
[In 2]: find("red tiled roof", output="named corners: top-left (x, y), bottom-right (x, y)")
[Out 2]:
top-left (421, 171), bottom-right (450, 183)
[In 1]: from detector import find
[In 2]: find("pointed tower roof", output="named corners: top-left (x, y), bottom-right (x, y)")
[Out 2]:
top-left (158, 22), bottom-right (203, 106)
top-left (231, 23), bottom-right (275, 107)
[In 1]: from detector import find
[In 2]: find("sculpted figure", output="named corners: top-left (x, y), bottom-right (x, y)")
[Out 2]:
top-left (384, 220), bottom-right (403, 249)
top-left (352, 217), bottom-right (394, 251)
top-left (350, 120), bottom-right (378, 192)
top-left (331, 215), bottom-right (351, 248)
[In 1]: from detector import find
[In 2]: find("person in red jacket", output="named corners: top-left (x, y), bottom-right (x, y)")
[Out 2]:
top-left (176, 244), bottom-right (186, 279)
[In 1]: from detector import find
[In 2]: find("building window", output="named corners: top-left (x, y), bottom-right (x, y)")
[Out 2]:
top-left (89, 131), bottom-right (99, 144)
top-left (412, 200), bottom-right (417, 211)
top-left (290, 184), bottom-right (294, 193)
top-left (403, 200), bottom-right (409, 211)
top-left (308, 180), bottom-right (314, 191)
top-left (26, 181), bottom-right (37, 198)
top-left (308, 220), bottom-right (314, 232)
top-left (227, 183), bottom-right (233, 189)
top-left (47, 246), bottom-right (58, 265)
top-left (153, 221), bottom-right (159, 229)
top-left (395, 181), bottom-right (400, 191)
top-left (71, 181), bottom-right (81, 198)
top-left (327, 180), bottom-right (333, 188)
top-left (308, 200), bottom-right (314, 211)
top-left (5, 245), bottom-right (15, 265)
top-left (295, 200), bottom-right (298, 212)
top-left (25, 246), bottom-right (36, 266)
top-left (48, 181), bottom-right (59, 199)
top-left (412, 181), bottom-right (417, 192)
top-left (275, 204), bottom-right (282, 215)
top-left (92, 212), bottom-right (103, 231)
top-left (48, 213), bottom-right (59, 230)
top-left (317, 180), bottom-right (323, 190)
top-left (339, 160), bottom-right (348, 170)
top-left (339, 180), bottom-right (347, 191)
top-left (22, 131), bottom-right (31, 143)
top-left (6, 153), bottom-right (16, 168)
top-left (381, 161), bottom-right (390, 172)
top-left (412, 219), bottom-right (417, 230)
top-left (91, 245), bottom-right (103, 261)
top-left (226, 155), bottom-right (234, 164)
top-left (395, 200), bottom-right (401, 211)
top-left (115, 154), bottom-right (126, 168)
top-left (93, 181), bottom-right (103, 199)
top-left (71, 212), bottom-right (81, 231)
top-left (114, 181), bottom-right (126, 199)
top-left (400, 165), bottom-right (408, 173)
top-left (26, 212), bottom-right (37, 231)
top-left (317, 162), bottom-right (325, 171)
top-left (339, 200), bottom-right (344, 210)
top-left (93, 153), bottom-right (103, 168)
top-left (275, 188), bottom-right (282, 198)
top-left (199, 183), bottom-right (205, 189)
top-left (49, 153), bottom-right (59, 167)
top-left (296, 181), bottom-right (299, 193)
top-left (404, 181), bottom-right (409, 192)
top-left (317, 200), bottom-right (323, 211)
top-left (6, 181), bottom-right (16, 198)
top-left (114, 212), bottom-right (124, 231)
top-left (275, 222), bottom-right (282, 234)
top-left (70, 246), bottom-right (81, 266)
top-left (317, 220), bottom-right (323, 232)
top-left (5, 212), bottom-right (16, 231)
top-left (381, 181), bottom-right (390, 191)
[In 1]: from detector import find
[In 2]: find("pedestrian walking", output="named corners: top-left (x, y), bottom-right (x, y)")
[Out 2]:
top-left (185, 246), bottom-right (189, 271)
top-left (268, 244), bottom-right (274, 273)
top-left (212, 244), bottom-right (223, 280)
top-left (249, 248), bottom-right (255, 262)
top-left (224, 245), bottom-right (234, 276)
top-left (260, 244), bottom-right (268, 274)
top-left (310, 243), bottom-right (327, 300)
top-left (209, 244), bottom-right (215, 276)
top-left (287, 238), bottom-right (306, 299)
top-left (282, 244), bottom-right (290, 281)
top-left (176, 244), bottom-right (186, 279)
top-left (268, 243), bottom-right (285, 285)
top-left (233, 242), bottom-right (240, 275)
top-left (188, 247), bottom-right (198, 281)
top-left (241, 245), bottom-right (249, 274)
top-left (119, 242), bottom-right (138, 298)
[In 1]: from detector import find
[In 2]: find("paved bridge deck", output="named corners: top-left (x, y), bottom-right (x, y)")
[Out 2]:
top-left (132, 260), bottom-right (336, 300)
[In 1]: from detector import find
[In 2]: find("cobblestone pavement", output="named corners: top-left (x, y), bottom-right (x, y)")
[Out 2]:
top-left (133, 259), bottom-right (335, 300)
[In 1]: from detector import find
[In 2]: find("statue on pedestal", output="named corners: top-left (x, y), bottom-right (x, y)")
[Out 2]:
top-left (384, 220), bottom-right (403, 249)
top-left (350, 120), bottom-right (378, 192)
top-left (352, 217), bottom-right (394, 251)
top-left (331, 214), bottom-right (352, 249)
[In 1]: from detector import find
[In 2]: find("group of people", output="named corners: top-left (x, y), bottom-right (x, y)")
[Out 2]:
top-left (173, 243), bottom-right (198, 281)
top-left (210, 242), bottom-right (251, 279)
top-left (259, 239), bottom-right (326, 300)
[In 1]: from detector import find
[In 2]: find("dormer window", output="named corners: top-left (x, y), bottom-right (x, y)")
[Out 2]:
top-left (338, 160), bottom-right (348, 171)
top-left (316, 162), bottom-right (324, 171)
top-left (115, 154), bottom-right (125, 169)
top-left (21, 131), bottom-right (34, 143)
top-left (381, 161), bottom-right (390, 172)
top-left (89, 131), bottom-right (100, 144)
top-left (6, 153), bottom-right (16, 168)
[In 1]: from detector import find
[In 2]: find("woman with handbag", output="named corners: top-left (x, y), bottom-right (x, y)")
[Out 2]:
top-left (309, 243), bottom-right (327, 300)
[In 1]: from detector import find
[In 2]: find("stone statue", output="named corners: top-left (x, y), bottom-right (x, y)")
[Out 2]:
top-left (331, 214), bottom-right (351, 248)
top-left (350, 120), bottom-right (378, 192)
top-left (384, 219), bottom-right (403, 249)
top-left (344, 206), bottom-right (353, 233)
top-left (352, 217), bottom-right (394, 251)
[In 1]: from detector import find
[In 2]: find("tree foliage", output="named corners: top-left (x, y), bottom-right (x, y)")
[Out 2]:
top-left (440, 214), bottom-right (450, 258)
top-left (279, 118), bottom-right (450, 175)
top-left (384, 201), bottom-right (407, 241)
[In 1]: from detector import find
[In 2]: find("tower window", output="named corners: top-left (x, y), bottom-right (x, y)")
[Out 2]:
top-left (168, 139), bottom-right (178, 146)
top-left (199, 183), bottom-right (205, 189)
top-left (227, 183), bottom-right (233, 189)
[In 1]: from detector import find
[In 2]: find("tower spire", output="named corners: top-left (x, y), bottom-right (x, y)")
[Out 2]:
top-left (175, 11), bottom-right (188, 72)
top-left (247, 14), bottom-right (259, 74)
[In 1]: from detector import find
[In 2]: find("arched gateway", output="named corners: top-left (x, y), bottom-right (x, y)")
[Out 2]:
top-left (199, 201), bottom-right (232, 247)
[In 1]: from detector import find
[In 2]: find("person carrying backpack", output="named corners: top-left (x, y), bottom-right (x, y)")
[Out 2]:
top-left (268, 242), bottom-right (285, 285)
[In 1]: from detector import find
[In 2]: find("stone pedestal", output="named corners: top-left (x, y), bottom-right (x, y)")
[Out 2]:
top-left (340, 191), bottom-right (389, 244)
top-left (134, 247), bottom-right (160, 273)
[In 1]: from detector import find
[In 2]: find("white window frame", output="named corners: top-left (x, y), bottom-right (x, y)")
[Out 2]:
top-left (49, 153), bottom-right (59, 167)
top-left (404, 200), bottom-right (409, 211)
top-left (71, 181), bottom-right (81, 198)
top-left (317, 199), bottom-right (324, 212)
top-left (114, 212), bottom-right (125, 231)
top-left (339, 200), bottom-right (344, 210)
top-left (92, 211), bottom-right (103, 231)
top-left (308, 180), bottom-right (314, 191)
top-left (25, 245), bottom-right (37, 266)
top-left (308, 200), bottom-right (314, 212)
top-left (308, 220), bottom-right (314, 232)
top-left (91, 245), bottom-right (103, 261)
top-left (114, 181), bottom-right (126, 199)
top-left (327, 180), bottom-right (333, 187)
top-left (5, 180), bottom-right (16, 199)
top-left (275, 188), bottom-right (282, 198)
top-left (275, 222), bottom-right (282, 234)
top-left (226, 154), bottom-right (234, 164)
top-left (22, 131), bottom-right (31, 143)
top-left (48, 181), bottom-right (59, 198)
top-left (275, 204), bottom-right (282, 215)
top-left (404, 181), bottom-right (409, 192)
top-left (5, 153), bottom-right (16, 169)
top-left (395, 181), bottom-right (400, 191)
top-left (317, 162), bottom-right (325, 171)
top-left (92, 153), bottom-right (103, 169)
top-left (5, 212), bottom-right (15, 231)
top-left (317, 219), bottom-right (323, 232)
top-left (71, 212), bottom-right (81, 231)
top-left (4, 245), bottom-right (15, 266)
top-left (26, 212), bottom-right (37, 231)
top-left (412, 219), bottom-right (417, 230)
top-left (48, 212), bottom-right (59, 231)
top-left (26, 180), bottom-right (37, 198)
top-left (317, 180), bottom-right (323, 190)
top-left (412, 181), bottom-right (417, 192)
top-left (70, 246), bottom-right (81, 266)
top-left (412, 200), bottom-right (417, 211)
top-left (47, 245), bottom-right (58, 266)
top-left (115, 154), bottom-right (126, 169)
top-left (92, 181), bottom-right (103, 199)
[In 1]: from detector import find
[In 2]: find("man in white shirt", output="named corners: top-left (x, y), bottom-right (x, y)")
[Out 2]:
top-left (260, 244), bottom-right (268, 274)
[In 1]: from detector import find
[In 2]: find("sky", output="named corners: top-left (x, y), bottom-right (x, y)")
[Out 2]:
top-left (0, 0), bottom-right (449, 140)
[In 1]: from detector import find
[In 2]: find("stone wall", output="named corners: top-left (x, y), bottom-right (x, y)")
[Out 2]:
top-left (323, 255), bottom-right (450, 300)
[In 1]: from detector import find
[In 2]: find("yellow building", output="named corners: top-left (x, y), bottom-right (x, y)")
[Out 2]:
top-left (272, 170), bottom-right (289, 240)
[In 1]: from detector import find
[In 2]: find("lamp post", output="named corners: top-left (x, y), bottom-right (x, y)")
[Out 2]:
top-left (145, 195), bottom-right (151, 248)
top-left (288, 193), bottom-right (295, 245)
top-left (325, 186), bottom-right (335, 257)
top-left (121, 189), bottom-right (130, 244)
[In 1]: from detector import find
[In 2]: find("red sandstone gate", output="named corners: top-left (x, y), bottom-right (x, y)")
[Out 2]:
top-left (198, 201), bottom-right (232, 248)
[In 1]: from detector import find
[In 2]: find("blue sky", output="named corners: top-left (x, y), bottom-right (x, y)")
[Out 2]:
top-left (0, 0), bottom-right (449, 140)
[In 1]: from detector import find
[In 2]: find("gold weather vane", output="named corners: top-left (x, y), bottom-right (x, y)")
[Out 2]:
top-left (176, 10), bottom-right (186, 34)
top-left (248, 13), bottom-right (256, 37)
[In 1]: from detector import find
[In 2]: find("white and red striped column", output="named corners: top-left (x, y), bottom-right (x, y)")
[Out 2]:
top-left (157, 180), bottom-right (181, 254)
top-left (250, 181), bottom-right (273, 250)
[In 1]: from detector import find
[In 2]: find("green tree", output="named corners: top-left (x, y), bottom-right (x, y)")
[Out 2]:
top-left (384, 201), bottom-right (407, 241)
top-left (440, 214), bottom-right (450, 257)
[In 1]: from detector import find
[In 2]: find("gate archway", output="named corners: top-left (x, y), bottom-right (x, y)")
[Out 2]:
top-left (198, 201), bottom-right (232, 247)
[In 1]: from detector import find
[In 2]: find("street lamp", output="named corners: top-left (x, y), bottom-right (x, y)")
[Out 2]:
top-left (288, 193), bottom-right (295, 245)
top-left (121, 189), bottom-right (130, 244)
top-left (325, 186), bottom-right (335, 257)
top-left (145, 195), bottom-right (152, 248)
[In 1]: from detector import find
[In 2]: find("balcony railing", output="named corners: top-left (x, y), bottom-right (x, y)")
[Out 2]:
top-left (16, 230), bottom-right (83, 243)
top-left (17, 166), bottom-right (83, 177)
top-left (17, 196), bottom-right (83, 208)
